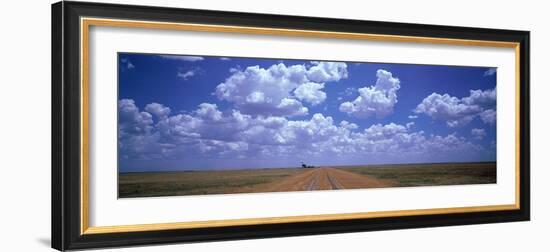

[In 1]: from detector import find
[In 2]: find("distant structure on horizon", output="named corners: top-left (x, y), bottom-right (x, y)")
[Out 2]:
top-left (301, 162), bottom-right (315, 169)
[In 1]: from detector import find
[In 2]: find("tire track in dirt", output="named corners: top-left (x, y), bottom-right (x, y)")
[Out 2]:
top-left (249, 167), bottom-right (395, 192)
top-left (305, 169), bottom-right (321, 190)
top-left (326, 172), bottom-right (344, 190)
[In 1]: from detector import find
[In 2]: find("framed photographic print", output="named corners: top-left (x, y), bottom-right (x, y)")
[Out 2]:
top-left (52, 1), bottom-right (530, 250)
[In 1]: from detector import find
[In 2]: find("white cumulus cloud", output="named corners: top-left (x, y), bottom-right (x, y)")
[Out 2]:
top-left (484, 68), bottom-right (497, 76)
top-left (479, 109), bottom-right (496, 124)
top-left (145, 103), bottom-right (171, 120)
top-left (119, 99), bottom-right (153, 135)
top-left (214, 62), bottom-right (347, 117)
top-left (196, 103), bottom-right (223, 121)
top-left (471, 128), bottom-right (487, 140)
top-left (177, 69), bottom-right (197, 80)
top-left (306, 61), bottom-right (348, 82)
top-left (339, 69), bottom-right (401, 118)
top-left (414, 88), bottom-right (496, 127)
top-left (339, 120), bottom-right (359, 130)
top-left (293, 82), bottom-right (326, 105)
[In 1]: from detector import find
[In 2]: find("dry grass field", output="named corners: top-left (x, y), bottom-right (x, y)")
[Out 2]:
top-left (118, 168), bottom-right (304, 198)
top-left (339, 162), bottom-right (496, 187)
top-left (119, 162), bottom-right (496, 198)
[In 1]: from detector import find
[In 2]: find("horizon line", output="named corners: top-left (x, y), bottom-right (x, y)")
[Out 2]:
top-left (119, 160), bottom-right (497, 174)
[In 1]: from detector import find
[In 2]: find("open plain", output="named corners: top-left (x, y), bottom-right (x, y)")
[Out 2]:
top-left (119, 162), bottom-right (496, 198)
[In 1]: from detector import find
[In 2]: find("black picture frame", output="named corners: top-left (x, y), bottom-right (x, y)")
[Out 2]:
top-left (52, 1), bottom-right (530, 251)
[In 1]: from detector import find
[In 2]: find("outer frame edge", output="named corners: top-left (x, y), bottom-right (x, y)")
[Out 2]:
top-left (55, 1), bottom-right (531, 250)
top-left (51, 1), bottom-right (64, 251)
top-left (520, 31), bottom-right (531, 222)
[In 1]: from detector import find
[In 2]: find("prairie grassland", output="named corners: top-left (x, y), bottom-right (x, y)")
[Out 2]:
top-left (118, 162), bottom-right (496, 198)
top-left (339, 162), bottom-right (496, 187)
top-left (119, 168), bottom-right (304, 198)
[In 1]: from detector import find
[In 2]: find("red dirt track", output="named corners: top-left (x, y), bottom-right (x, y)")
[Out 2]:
top-left (252, 167), bottom-right (395, 192)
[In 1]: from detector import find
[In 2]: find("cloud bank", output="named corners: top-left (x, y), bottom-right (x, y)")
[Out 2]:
top-left (119, 99), bottom-right (489, 166)
top-left (414, 88), bottom-right (496, 127)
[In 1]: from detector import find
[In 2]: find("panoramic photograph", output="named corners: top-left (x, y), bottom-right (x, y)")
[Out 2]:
top-left (117, 53), bottom-right (497, 198)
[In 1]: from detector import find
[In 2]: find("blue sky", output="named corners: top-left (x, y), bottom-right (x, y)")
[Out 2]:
top-left (118, 53), bottom-right (497, 172)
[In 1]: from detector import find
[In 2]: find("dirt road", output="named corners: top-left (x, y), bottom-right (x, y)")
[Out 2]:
top-left (250, 167), bottom-right (395, 192)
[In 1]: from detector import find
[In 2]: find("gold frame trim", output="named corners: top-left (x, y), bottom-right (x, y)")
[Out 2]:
top-left (80, 17), bottom-right (522, 235)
